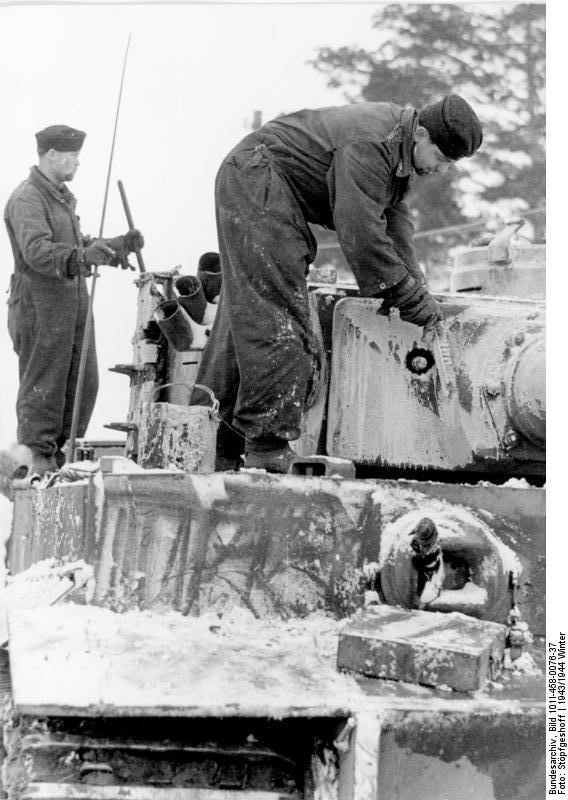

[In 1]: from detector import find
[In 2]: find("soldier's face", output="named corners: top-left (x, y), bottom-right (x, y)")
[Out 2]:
top-left (51, 149), bottom-right (81, 182)
top-left (412, 128), bottom-right (453, 176)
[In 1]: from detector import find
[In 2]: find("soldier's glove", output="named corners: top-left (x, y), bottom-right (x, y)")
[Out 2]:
top-left (66, 240), bottom-right (116, 277)
top-left (67, 239), bottom-right (120, 278)
top-left (103, 229), bottom-right (144, 254)
top-left (378, 274), bottom-right (442, 330)
top-left (124, 228), bottom-right (144, 252)
top-left (101, 229), bottom-right (143, 271)
top-left (83, 239), bottom-right (117, 267)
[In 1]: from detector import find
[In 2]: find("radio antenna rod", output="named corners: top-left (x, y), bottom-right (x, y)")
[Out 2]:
top-left (67, 33), bottom-right (132, 463)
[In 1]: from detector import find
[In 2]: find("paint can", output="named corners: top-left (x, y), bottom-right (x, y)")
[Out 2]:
top-left (137, 384), bottom-right (219, 473)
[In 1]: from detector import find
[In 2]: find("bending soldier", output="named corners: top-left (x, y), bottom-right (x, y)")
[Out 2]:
top-left (194, 96), bottom-right (483, 472)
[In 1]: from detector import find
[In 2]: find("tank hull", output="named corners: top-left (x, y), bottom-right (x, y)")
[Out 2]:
top-left (4, 471), bottom-right (545, 799)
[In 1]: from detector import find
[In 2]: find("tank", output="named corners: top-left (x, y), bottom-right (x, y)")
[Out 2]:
top-left (450, 221), bottom-right (545, 299)
top-left (1, 224), bottom-right (546, 800)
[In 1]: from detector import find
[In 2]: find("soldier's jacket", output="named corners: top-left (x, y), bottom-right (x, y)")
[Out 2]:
top-left (226, 102), bottom-right (423, 295)
top-left (4, 166), bottom-right (97, 457)
top-left (4, 165), bottom-right (85, 281)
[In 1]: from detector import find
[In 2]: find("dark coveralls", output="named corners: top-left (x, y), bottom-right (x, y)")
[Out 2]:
top-left (4, 166), bottom-right (98, 459)
top-left (194, 102), bottom-right (422, 460)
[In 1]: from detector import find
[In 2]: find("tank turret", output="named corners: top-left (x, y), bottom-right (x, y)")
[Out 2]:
top-left (450, 220), bottom-right (545, 299)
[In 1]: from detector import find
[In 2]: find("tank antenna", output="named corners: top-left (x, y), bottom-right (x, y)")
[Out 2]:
top-left (67, 33), bottom-right (132, 463)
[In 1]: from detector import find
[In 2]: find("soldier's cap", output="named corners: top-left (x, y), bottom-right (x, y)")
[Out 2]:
top-left (35, 125), bottom-right (86, 153)
top-left (418, 95), bottom-right (482, 160)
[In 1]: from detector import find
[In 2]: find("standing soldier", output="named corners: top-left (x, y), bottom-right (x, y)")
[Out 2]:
top-left (4, 125), bottom-right (144, 475)
top-left (193, 95), bottom-right (483, 472)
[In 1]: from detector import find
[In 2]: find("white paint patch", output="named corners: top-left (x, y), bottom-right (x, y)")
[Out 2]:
top-left (0, 495), bottom-right (13, 587)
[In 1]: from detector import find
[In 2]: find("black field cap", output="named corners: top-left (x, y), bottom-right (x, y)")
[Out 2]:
top-left (35, 125), bottom-right (86, 152)
top-left (419, 95), bottom-right (482, 160)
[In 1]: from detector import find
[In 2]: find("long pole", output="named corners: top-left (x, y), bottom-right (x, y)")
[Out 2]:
top-left (117, 179), bottom-right (146, 272)
top-left (67, 34), bottom-right (132, 463)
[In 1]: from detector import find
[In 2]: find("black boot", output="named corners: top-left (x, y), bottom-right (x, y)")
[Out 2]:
top-left (243, 439), bottom-right (294, 473)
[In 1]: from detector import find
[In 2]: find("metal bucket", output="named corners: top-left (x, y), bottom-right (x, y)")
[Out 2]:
top-left (137, 384), bottom-right (219, 473)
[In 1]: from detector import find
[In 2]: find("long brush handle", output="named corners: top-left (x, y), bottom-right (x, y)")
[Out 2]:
top-left (118, 179), bottom-right (146, 273)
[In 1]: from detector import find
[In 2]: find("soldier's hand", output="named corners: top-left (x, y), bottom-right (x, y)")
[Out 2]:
top-left (100, 234), bottom-right (138, 270)
top-left (378, 274), bottom-right (442, 330)
top-left (400, 292), bottom-right (442, 329)
top-left (83, 240), bottom-right (116, 267)
top-left (124, 228), bottom-right (144, 252)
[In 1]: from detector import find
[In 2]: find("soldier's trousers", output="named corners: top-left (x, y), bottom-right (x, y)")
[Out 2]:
top-left (193, 142), bottom-right (318, 459)
top-left (7, 271), bottom-right (98, 458)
